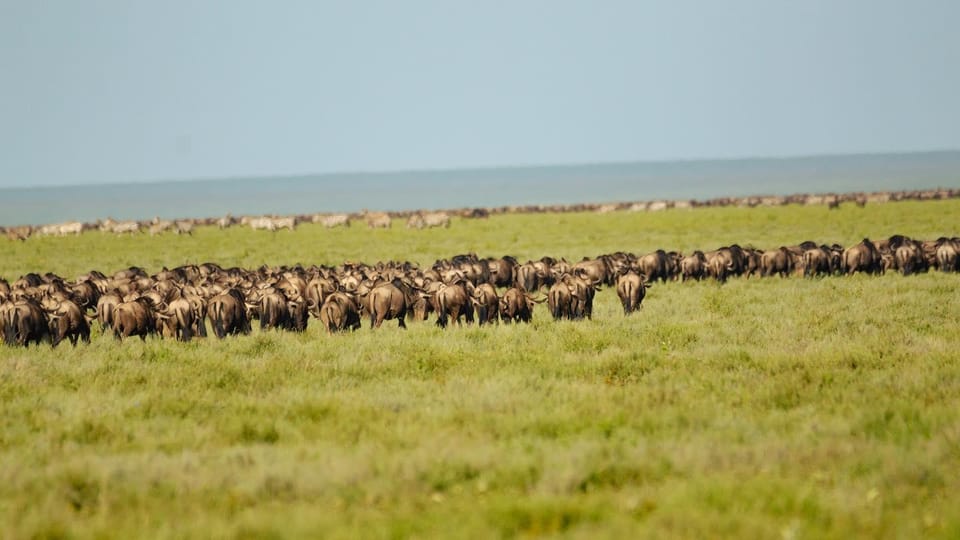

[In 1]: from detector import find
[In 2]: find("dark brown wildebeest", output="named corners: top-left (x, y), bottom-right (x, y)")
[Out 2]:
top-left (574, 257), bottom-right (613, 287)
top-left (434, 279), bottom-right (475, 328)
top-left (564, 273), bottom-right (600, 320)
top-left (843, 238), bottom-right (882, 275)
top-left (616, 270), bottom-right (646, 315)
top-left (207, 289), bottom-right (251, 338)
top-left (471, 283), bottom-right (499, 326)
top-left (742, 248), bottom-right (763, 278)
top-left (516, 261), bottom-right (540, 292)
top-left (637, 250), bottom-right (672, 283)
top-left (258, 289), bottom-right (291, 331)
top-left (935, 238), bottom-right (959, 272)
top-left (319, 292), bottom-right (361, 333)
top-left (305, 275), bottom-right (338, 319)
top-left (93, 291), bottom-right (122, 331)
top-left (286, 295), bottom-right (309, 332)
top-left (113, 297), bottom-right (156, 341)
top-left (358, 279), bottom-right (408, 329)
top-left (801, 246), bottom-right (832, 277)
top-left (68, 280), bottom-right (100, 312)
top-left (40, 295), bottom-right (90, 347)
top-left (704, 251), bottom-right (733, 283)
top-left (761, 247), bottom-right (794, 277)
top-left (515, 258), bottom-right (555, 292)
top-left (547, 280), bottom-right (573, 320)
top-left (2, 298), bottom-right (49, 346)
top-left (894, 239), bottom-right (926, 276)
top-left (486, 256), bottom-right (519, 288)
top-left (155, 297), bottom-right (195, 342)
top-left (499, 287), bottom-right (540, 323)
top-left (681, 251), bottom-right (707, 281)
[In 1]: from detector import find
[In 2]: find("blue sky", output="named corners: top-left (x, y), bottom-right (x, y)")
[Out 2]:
top-left (2, 1), bottom-right (958, 188)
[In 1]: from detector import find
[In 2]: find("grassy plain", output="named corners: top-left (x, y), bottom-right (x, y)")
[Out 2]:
top-left (1, 200), bottom-right (959, 539)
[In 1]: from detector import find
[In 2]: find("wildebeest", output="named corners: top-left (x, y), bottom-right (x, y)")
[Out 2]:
top-left (935, 238), bottom-right (959, 272)
top-left (704, 251), bottom-right (733, 283)
top-left (615, 270), bottom-right (646, 315)
top-left (113, 297), bottom-right (156, 341)
top-left (499, 287), bottom-right (540, 323)
top-left (893, 238), bottom-right (926, 276)
top-left (761, 247), bottom-right (795, 278)
top-left (40, 295), bottom-right (90, 347)
top-left (478, 256), bottom-right (513, 288)
top-left (471, 283), bottom-right (499, 326)
top-left (680, 251), bottom-right (707, 281)
top-left (318, 292), bottom-right (362, 333)
top-left (574, 257), bottom-right (614, 287)
top-left (547, 280), bottom-right (574, 320)
top-left (93, 291), bottom-right (122, 331)
top-left (2, 298), bottom-right (49, 346)
top-left (843, 239), bottom-right (881, 275)
top-left (155, 296), bottom-right (195, 342)
top-left (638, 250), bottom-right (672, 283)
top-left (258, 289), bottom-right (293, 331)
top-left (207, 289), bottom-right (251, 338)
top-left (358, 279), bottom-right (408, 328)
top-left (433, 279), bottom-right (475, 328)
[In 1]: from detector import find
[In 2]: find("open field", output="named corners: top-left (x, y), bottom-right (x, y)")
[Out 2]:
top-left (2, 200), bottom-right (960, 538)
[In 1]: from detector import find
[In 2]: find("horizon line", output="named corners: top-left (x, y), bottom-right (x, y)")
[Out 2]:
top-left (3, 147), bottom-right (960, 192)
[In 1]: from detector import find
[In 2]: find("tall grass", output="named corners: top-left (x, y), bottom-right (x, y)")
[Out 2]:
top-left (1, 200), bottom-right (959, 538)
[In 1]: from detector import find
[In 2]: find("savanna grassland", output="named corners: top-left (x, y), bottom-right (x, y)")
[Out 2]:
top-left (1, 200), bottom-right (959, 539)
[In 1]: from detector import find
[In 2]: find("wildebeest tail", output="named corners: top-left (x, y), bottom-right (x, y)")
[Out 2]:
top-left (549, 289), bottom-right (561, 319)
top-left (3, 309), bottom-right (17, 345)
top-left (212, 302), bottom-right (225, 339)
top-left (325, 304), bottom-right (338, 332)
top-left (437, 292), bottom-right (448, 327)
top-left (176, 307), bottom-right (192, 342)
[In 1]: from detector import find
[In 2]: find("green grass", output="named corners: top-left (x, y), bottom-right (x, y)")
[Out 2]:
top-left (1, 200), bottom-right (960, 539)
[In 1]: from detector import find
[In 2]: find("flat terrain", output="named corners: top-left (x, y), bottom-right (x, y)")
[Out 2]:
top-left (2, 200), bottom-right (959, 539)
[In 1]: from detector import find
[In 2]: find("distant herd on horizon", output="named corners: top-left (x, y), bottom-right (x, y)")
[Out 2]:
top-left (2, 187), bottom-right (957, 240)
top-left (1, 233), bottom-right (958, 348)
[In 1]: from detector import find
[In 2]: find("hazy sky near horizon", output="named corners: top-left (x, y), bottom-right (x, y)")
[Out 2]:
top-left (2, 1), bottom-right (959, 188)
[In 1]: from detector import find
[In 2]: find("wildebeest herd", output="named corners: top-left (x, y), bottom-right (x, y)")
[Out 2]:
top-left (3, 187), bottom-right (957, 242)
top-left (0, 235), bottom-right (957, 347)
